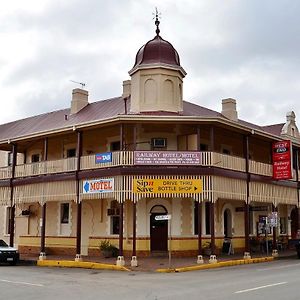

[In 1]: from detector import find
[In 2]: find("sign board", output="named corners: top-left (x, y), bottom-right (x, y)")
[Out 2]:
top-left (235, 206), bottom-right (268, 212)
top-left (133, 179), bottom-right (202, 194)
top-left (272, 140), bottom-right (292, 180)
top-left (95, 152), bottom-right (112, 164)
top-left (155, 214), bottom-right (171, 221)
top-left (267, 212), bottom-right (278, 227)
top-left (83, 178), bottom-right (114, 194)
top-left (134, 151), bottom-right (201, 166)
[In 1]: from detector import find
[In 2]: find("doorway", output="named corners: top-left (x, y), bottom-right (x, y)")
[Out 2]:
top-left (291, 207), bottom-right (299, 239)
top-left (224, 208), bottom-right (233, 238)
top-left (150, 205), bottom-right (168, 252)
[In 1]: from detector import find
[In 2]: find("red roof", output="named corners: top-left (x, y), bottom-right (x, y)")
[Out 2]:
top-left (0, 96), bottom-right (283, 143)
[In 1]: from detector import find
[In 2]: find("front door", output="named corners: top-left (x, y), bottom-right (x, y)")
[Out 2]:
top-left (291, 208), bottom-right (299, 239)
top-left (150, 213), bottom-right (168, 252)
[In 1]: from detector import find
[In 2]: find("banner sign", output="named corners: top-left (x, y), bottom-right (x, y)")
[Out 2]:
top-left (155, 214), bottom-right (172, 221)
top-left (83, 178), bottom-right (114, 194)
top-left (134, 151), bottom-right (201, 165)
top-left (133, 179), bottom-right (202, 194)
top-left (95, 152), bottom-right (112, 164)
top-left (272, 140), bottom-right (292, 180)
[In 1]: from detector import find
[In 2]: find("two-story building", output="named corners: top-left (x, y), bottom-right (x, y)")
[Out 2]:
top-left (0, 18), bottom-right (299, 266)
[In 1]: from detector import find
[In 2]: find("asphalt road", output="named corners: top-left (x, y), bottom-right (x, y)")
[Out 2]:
top-left (1, 257), bottom-right (300, 300)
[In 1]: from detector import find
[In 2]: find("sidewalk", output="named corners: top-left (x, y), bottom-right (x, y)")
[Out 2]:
top-left (20, 250), bottom-right (297, 272)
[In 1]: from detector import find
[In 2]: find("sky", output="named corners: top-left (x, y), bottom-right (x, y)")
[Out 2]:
top-left (1, 0), bottom-right (300, 126)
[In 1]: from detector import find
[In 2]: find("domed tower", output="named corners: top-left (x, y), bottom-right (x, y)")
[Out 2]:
top-left (128, 14), bottom-right (186, 113)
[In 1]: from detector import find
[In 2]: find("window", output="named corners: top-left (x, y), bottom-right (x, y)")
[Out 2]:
top-left (249, 209), bottom-right (254, 235)
top-left (66, 148), bottom-right (76, 158)
top-left (31, 154), bottom-right (40, 163)
top-left (60, 203), bottom-right (70, 224)
top-left (7, 152), bottom-right (13, 166)
top-left (222, 148), bottom-right (231, 155)
top-left (109, 200), bottom-right (120, 235)
top-left (200, 143), bottom-right (208, 151)
top-left (280, 217), bottom-right (287, 234)
top-left (205, 202), bottom-right (211, 235)
top-left (194, 201), bottom-right (199, 235)
top-left (110, 141), bottom-right (121, 151)
top-left (5, 207), bottom-right (12, 235)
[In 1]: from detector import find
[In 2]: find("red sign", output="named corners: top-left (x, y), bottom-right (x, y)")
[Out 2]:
top-left (272, 140), bottom-right (292, 180)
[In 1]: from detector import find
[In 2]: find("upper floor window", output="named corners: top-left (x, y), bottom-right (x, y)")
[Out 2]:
top-left (110, 141), bottom-right (121, 151)
top-left (7, 152), bottom-right (13, 166)
top-left (31, 154), bottom-right (40, 163)
top-left (200, 143), bottom-right (209, 151)
top-left (66, 148), bottom-right (76, 158)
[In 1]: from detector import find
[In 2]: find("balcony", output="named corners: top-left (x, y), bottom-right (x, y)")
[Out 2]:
top-left (0, 151), bottom-right (286, 180)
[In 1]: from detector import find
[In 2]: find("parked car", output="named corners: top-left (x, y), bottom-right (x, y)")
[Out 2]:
top-left (0, 239), bottom-right (19, 265)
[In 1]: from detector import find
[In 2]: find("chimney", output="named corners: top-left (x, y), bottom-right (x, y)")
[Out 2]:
top-left (122, 80), bottom-right (131, 99)
top-left (221, 98), bottom-right (238, 121)
top-left (70, 88), bottom-right (89, 114)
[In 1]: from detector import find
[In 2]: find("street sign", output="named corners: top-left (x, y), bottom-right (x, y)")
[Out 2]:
top-left (95, 152), bottom-right (112, 164)
top-left (133, 179), bottom-right (202, 194)
top-left (155, 214), bottom-right (171, 221)
top-left (83, 178), bottom-right (114, 194)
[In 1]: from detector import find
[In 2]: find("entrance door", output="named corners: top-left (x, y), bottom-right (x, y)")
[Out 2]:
top-left (291, 207), bottom-right (299, 239)
top-left (150, 206), bottom-right (168, 252)
top-left (224, 209), bottom-right (232, 238)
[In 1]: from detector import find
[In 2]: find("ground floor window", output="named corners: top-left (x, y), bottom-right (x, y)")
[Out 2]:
top-left (205, 202), bottom-right (211, 235)
top-left (60, 203), bottom-right (70, 224)
top-left (194, 201), bottom-right (198, 235)
top-left (280, 217), bottom-right (287, 234)
top-left (109, 200), bottom-right (120, 235)
top-left (5, 207), bottom-right (11, 235)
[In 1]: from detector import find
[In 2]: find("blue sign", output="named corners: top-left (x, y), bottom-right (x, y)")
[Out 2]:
top-left (95, 152), bottom-right (112, 164)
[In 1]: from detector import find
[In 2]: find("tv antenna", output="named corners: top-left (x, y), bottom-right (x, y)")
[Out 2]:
top-left (70, 80), bottom-right (86, 89)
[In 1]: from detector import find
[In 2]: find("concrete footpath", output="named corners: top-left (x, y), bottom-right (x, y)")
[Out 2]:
top-left (19, 250), bottom-right (297, 273)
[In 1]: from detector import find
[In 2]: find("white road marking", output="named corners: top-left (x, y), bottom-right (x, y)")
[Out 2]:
top-left (0, 279), bottom-right (44, 287)
top-left (234, 282), bottom-right (287, 294)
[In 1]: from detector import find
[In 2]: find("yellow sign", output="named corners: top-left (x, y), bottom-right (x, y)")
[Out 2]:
top-left (133, 179), bottom-right (202, 194)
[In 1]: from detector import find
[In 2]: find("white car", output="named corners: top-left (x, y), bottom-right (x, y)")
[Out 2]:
top-left (0, 239), bottom-right (19, 265)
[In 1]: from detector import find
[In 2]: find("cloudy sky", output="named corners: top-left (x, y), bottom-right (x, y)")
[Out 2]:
top-left (1, 0), bottom-right (300, 126)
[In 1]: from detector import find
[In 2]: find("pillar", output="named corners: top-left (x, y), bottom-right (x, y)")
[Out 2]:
top-left (244, 135), bottom-right (250, 254)
top-left (39, 138), bottom-right (48, 260)
top-left (9, 143), bottom-right (17, 247)
top-left (210, 202), bottom-right (216, 255)
top-left (75, 131), bottom-right (82, 261)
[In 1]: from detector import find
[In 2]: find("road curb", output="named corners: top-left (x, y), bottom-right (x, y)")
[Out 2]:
top-left (37, 260), bottom-right (130, 271)
top-left (156, 257), bottom-right (274, 273)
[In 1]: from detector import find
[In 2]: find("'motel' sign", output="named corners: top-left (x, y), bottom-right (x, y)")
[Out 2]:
top-left (95, 152), bottom-right (112, 164)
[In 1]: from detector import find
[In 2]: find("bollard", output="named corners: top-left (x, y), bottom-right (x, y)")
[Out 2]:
top-left (131, 256), bottom-right (138, 267)
top-left (197, 255), bottom-right (204, 264)
top-left (75, 254), bottom-right (82, 262)
top-left (39, 252), bottom-right (47, 261)
top-left (116, 256), bottom-right (125, 266)
top-left (209, 255), bottom-right (218, 264)
top-left (243, 252), bottom-right (251, 260)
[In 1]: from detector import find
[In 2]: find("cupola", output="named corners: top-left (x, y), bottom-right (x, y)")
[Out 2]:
top-left (129, 13), bottom-right (186, 113)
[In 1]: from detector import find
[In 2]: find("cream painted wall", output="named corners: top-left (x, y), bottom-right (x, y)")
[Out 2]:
top-left (130, 68), bottom-right (184, 113)
top-left (181, 198), bottom-right (193, 235)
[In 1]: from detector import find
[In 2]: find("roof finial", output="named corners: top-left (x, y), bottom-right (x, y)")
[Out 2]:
top-left (153, 7), bottom-right (161, 36)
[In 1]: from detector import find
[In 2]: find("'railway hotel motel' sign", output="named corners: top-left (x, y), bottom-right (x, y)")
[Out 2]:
top-left (134, 151), bottom-right (201, 165)
top-left (272, 140), bottom-right (292, 180)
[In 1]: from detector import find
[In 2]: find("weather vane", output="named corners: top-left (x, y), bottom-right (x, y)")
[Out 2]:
top-left (152, 7), bottom-right (161, 36)
top-left (70, 80), bottom-right (86, 89)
